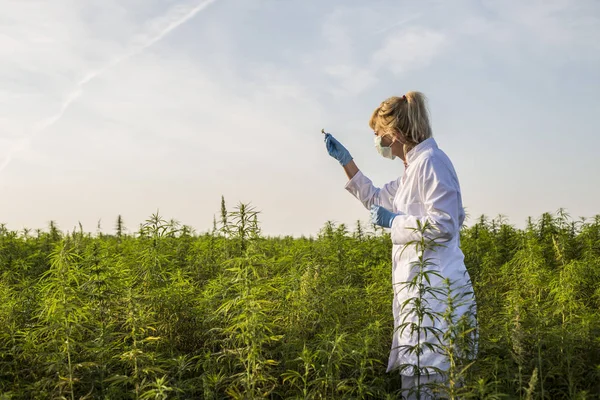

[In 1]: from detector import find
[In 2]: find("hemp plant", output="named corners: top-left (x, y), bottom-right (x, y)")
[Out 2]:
top-left (395, 220), bottom-right (478, 399)
top-left (394, 220), bottom-right (447, 399)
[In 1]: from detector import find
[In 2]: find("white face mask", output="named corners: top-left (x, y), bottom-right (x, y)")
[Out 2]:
top-left (374, 136), bottom-right (396, 160)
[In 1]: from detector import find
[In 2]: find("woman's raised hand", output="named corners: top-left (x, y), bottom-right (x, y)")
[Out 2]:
top-left (323, 130), bottom-right (353, 166)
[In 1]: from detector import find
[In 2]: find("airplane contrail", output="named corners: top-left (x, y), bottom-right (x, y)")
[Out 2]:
top-left (0, 0), bottom-right (219, 176)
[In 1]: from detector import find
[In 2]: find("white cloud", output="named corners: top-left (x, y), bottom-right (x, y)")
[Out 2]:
top-left (316, 5), bottom-right (448, 96)
top-left (0, 0), bottom-right (220, 177)
top-left (316, 0), bottom-right (599, 98)
top-left (451, 0), bottom-right (600, 60)
top-left (371, 27), bottom-right (447, 76)
top-left (0, 0), bottom-right (599, 235)
top-left (481, 0), bottom-right (599, 47)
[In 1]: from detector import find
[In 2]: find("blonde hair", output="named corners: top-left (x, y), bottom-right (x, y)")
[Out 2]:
top-left (369, 91), bottom-right (432, 145)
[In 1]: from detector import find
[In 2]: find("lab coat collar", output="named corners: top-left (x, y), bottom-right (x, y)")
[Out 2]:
top-left (405, 137), bottom-right (437, 165)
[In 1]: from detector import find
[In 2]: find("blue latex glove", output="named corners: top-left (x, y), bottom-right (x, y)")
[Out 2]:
top-left (324, 132), bottom-right (353, 166)
top-left (370, 204), bottom-right (399, 228)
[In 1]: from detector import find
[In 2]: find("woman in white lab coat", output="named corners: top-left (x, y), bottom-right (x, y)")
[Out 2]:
top-left (324, 91), bottom-right (477, 399)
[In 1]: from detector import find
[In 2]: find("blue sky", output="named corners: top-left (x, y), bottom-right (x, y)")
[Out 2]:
top-left (1, 0), bottom-right (599, 236)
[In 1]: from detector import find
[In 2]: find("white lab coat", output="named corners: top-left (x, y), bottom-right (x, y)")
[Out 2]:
top-left (345, 138), bottom-right (477, 374)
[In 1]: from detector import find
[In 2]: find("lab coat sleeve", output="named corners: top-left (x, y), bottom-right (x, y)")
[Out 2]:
top-left (344, 170), bottom-right (400, 211)
top-left (390, 156), bottom-right (461, 245)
